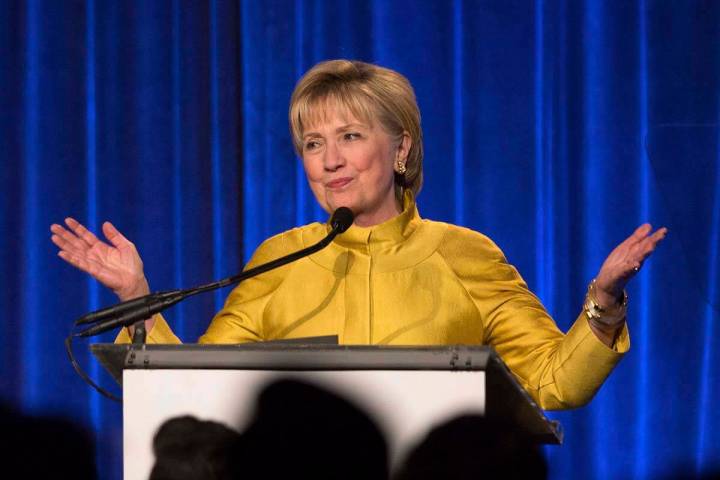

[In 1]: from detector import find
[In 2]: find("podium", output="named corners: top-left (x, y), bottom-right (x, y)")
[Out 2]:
top-left (92, 342), bottom-right (561, 480)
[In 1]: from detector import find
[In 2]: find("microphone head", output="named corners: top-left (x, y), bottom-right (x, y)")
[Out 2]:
top-left (330, 207), bottom-right (354, 233)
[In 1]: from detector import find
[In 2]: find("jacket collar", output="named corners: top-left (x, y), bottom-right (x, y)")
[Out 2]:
top-left (303, 191), bottom-right (446, 274)
top-left (328, 190), bottom-right (420, 251)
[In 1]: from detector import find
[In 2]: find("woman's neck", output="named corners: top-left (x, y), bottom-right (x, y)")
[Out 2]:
top-left (352, 199), bottom-right (403, 227)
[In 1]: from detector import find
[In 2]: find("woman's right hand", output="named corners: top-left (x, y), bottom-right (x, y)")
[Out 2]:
top-left (50, 218), bottom-right (150, 302)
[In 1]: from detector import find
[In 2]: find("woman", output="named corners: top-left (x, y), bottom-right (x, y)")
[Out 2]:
top-left (51, 60), bottom-right (666, 410)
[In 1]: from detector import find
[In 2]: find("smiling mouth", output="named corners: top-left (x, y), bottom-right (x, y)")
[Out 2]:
top-left (325, 177), bottom-right (353, 189)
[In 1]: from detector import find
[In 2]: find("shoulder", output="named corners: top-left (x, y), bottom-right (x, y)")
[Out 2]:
top-left (426, 220), bottom-right (507, 263)
top-left (426, 220), bottom-right (517, 282)
top-left (246, 223), bottom-right (325, 267)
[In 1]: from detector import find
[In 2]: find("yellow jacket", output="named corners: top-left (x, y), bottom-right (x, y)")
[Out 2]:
top-left (118, 195), bottom-right (629, 410)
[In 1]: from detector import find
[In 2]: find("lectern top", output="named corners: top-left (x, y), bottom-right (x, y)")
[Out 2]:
top-left (92, 342), bottom-right (496, 379)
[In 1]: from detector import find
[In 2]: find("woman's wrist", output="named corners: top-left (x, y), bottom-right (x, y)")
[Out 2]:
top-left (116, 276), bottom-right (150, 302)
top-left (583, 278), bottom-right (627, 328)
top-left (594, 287), bottom-right (623, 310)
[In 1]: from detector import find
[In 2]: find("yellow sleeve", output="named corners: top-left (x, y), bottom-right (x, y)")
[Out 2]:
top-left (115, 313), bottom-right (182, 344)
top-left (439, 227), bottom-right (630, 410)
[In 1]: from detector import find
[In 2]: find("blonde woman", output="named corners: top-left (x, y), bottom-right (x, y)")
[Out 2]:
top-left (51, 60), bottom-right (666, 410)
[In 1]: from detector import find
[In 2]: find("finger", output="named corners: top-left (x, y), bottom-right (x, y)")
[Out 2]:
top-left (61, 250), bottom-right (111, 278)
top-left (623, 227), bottom-right (668, 269)
top-left (52, 222), bottom-right (94, 253)
top-left (50, 223), bottom-right (67, 234)
top-left (65, 217), bottom-right (101, 249)
top-left (50, 233), bottom-right (84, 255)
top-left (51, 235), bottom-right (99, 263)
top-left (612, 224), bottom-right (652, 254)
top-left (635, 240), bottom-right (664, 264)
top-left (627, 223), bottom-right (653, 246)
top-left (650, 226), bottom-right (668, 243)
top-left (58, 251), bottom-right (123, 291)
top-left (102, 221), bottom-right (132, 248)
top-left (621, 224), bottom-right (665, 259)
top-left (635, 227), bottom-right (668, 257)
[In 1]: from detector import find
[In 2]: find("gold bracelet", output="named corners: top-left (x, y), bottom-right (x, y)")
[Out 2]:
top-left (583, 279), bottom-right (628, 327)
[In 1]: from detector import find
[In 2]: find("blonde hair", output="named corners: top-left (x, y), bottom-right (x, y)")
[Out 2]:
top-left (289, 60), bottom-right (423, 202)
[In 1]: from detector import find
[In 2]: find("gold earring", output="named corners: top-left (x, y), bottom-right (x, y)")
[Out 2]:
top-left (395, 161), bottom-right (407, 175)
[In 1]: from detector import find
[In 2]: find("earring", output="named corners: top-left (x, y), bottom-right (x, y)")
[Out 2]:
top-left (395, 161), bottom-right (407, 175)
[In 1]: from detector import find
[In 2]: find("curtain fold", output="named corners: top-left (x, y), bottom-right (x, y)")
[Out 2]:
top-left (1, 1), bottom-right (718, 478)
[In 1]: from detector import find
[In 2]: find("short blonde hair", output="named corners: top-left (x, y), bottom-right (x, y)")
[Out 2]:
top-left (289, 60), bottom-right (423, 201)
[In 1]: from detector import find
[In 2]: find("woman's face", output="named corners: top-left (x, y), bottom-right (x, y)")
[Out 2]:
top-left (301, 104), bottom-right (408, 227)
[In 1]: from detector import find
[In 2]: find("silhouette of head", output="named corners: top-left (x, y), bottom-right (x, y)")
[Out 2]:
top-left (394, 415), bottom-right (547, 480)
top-left (237, 378), bottom-right (388, 480)
top-left (149, 415), bottom-right (241, 480)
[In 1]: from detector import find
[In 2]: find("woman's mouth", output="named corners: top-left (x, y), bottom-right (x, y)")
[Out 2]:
top-left (325, 177), bottom-right (353, 189)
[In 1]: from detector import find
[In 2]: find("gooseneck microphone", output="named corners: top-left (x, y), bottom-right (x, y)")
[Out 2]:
top-left (74, 207), bottom-right (354, 338)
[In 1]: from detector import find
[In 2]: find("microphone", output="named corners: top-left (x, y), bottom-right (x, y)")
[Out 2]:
top-left (74, 290), bottom-right (183, 326)
top-left (330, 206), bottom-right (353, 233)
top-left (74, 207), bottom-right (355, 338)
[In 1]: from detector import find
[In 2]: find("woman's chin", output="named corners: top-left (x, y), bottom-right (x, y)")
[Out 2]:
top-left (325, 192), bottom-right (356, 213)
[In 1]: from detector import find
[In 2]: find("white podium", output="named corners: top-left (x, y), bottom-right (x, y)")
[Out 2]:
top-left (92, 342), bottom-right (561, 480)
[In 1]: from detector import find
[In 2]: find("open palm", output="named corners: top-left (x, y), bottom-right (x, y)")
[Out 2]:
top-left (594, 223), bottom-right (667, 306)
top-left (50, 218), bottom-right (149, 301)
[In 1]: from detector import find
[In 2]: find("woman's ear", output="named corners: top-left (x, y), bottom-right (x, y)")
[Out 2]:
top-left (395, 131), bottom-right (412, 162)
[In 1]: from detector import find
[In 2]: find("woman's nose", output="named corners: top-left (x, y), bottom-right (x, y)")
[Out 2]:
top-left (323, 142), bottom-right (344, 171)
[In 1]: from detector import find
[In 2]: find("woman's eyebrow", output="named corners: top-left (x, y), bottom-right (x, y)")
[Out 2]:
top-left (303, 123), bottom-right (369, 139)
top-left (335, 123), bottom-right (369, 133)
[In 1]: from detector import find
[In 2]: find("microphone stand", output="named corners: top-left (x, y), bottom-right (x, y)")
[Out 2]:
top-left (73, 206), bottom-right (354, 340)
top-left (65, 207), bottom-right (354, 402)
top-left (132, 321), bottom-right (146, 344)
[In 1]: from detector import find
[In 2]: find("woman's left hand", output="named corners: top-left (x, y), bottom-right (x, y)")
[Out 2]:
top-left (594, 223), bottom-right (668, 308)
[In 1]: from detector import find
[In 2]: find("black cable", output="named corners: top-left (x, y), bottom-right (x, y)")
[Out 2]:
top-left (65, 207), bottom-right (354, 401)
top-left (74, 213), bottom-right (350, 338)
top-left (65, 333), bottom-right (122, 403)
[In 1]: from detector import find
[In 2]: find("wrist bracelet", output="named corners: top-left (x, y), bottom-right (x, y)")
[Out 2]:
top-left (583, 279), bottom-right (627, 327)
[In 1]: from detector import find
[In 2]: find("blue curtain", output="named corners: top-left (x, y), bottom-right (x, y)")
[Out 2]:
top-left (1, 1), bottom-right (718, 478)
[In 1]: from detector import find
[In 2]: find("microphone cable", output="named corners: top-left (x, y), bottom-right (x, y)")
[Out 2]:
top-left (65, 333), bottom-right (122, 402)
top-left (65, 207), bottom-right (354, 402)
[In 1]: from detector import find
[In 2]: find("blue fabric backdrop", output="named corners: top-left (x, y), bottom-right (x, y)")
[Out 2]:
top-left (1, 1), bottom-right (718, 478)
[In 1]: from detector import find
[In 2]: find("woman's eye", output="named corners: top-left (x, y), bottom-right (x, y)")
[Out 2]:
top-left (304, 140), bottom-right (320, 151)
top-left (343, 132), bottom-right (361, 141)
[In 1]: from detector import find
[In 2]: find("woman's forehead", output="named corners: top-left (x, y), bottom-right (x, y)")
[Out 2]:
top-left (302, 96), bottom-right (374, 131)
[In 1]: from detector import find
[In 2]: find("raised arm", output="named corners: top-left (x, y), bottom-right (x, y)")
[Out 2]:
top-left (50, 218), bottom-right (155, 332)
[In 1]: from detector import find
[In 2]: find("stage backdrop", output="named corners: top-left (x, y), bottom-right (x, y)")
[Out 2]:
top-left (1, 1), bottom-right (718, 478)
